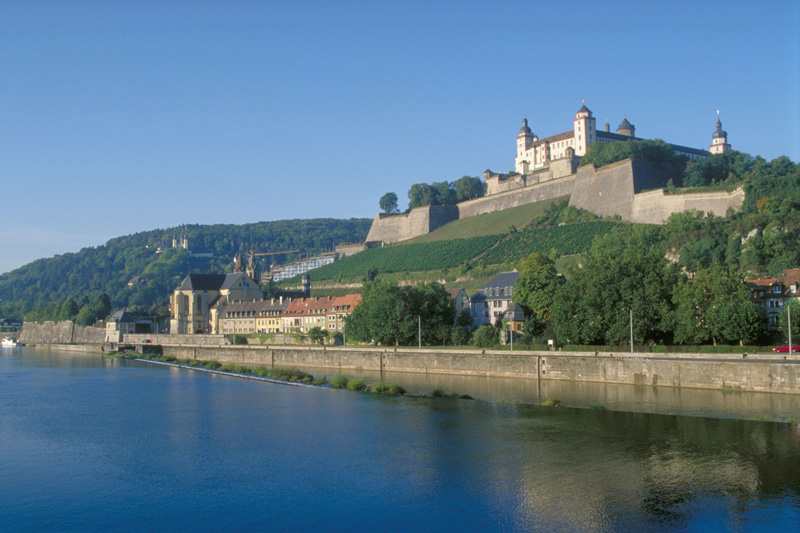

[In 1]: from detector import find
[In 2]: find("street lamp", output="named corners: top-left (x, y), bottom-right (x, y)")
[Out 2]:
top-left (789, 304), bottom-right (793, 353)
top-left (629, 308), bottom-right (634, 353)
top-left (418, 315), bottom-right (421, 349)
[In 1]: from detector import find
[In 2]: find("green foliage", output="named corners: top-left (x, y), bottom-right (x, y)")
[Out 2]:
top-left (553, 226), bottom-right (681, 345)
top-left (580, 138), bottom-right (687, 172)
top-left (297, 235), bottom-right (500, 282)
top-left (371, 381), bottom-right (406, 395)
top-left (346, 378), bottom-right (368, 391)
top-left (0, 218), bottom-right (371, 318)
top-left (379, 192), bottom-right (399, 214)
top-left (228, 334), bottom-right (249, 345)
top-left (346, 280), bottom-right (455, 346)
top-left (473, 324), bottom-right (498, 348)
top-left (476, 222), bottom-right (619, 266)
top-left (330, 374), bottom-right (349, 388)
top-left (308, 326), bottom-right (327, 345)
top-left (408, 177), bottom-right (484, 209)
top-left (673, 265), bottom-right (767, 346)
top-left (514, 253), bottom-right (561, 335)
top-left (270, 367), bottom-right (313, 382)
top-left (778, 301), bottom-right (800, 341)
top-left (541, 398), bottom-right (561, 407)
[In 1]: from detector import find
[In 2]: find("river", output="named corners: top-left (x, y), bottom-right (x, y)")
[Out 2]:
top-left (1, 347), bottom-right (799, 531)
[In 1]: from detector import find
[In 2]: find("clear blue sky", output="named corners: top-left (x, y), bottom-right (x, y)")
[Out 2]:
top-left (1, 0), bottom-right (798, 274)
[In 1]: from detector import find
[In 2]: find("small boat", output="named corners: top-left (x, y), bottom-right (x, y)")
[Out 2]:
top-left (1, 336), bottom-right (21, 347)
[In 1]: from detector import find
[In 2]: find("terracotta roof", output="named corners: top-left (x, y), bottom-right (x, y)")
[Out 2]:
top-left (445, 288), bottom-right (466, 299)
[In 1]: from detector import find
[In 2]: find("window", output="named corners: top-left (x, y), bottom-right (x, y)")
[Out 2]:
top-left (773, 286), bottom-right (782, 294)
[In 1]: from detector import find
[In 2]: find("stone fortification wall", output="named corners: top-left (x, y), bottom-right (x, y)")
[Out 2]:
top-left (568, 159), bottom-right (641, 219)
top-left (20, 321), bottom-right (106, 345)
top-left (21, 321), bottom-right (75, 344)
top-left (365, 205), bottom-right (459, 244)
top-left (630, 187), bottom-right (745, 224)
top-left (458, 176), bottom-right (575, 220)
top-left (156, 344), bottom-right (800, 395)
top-left (125, 333), bottom-right (230, 345)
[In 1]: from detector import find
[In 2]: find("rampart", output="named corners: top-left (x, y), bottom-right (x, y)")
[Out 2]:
top-left (365, 158), bottom-right (746, 243)
top-left (365, 205), bottom-right (459, 244)
top-left (458, 175), bottom-right (575, 219)
top-left (20, 320), bottom-right (105, 345)
top-left (630, 187), bottom-right (745, 224)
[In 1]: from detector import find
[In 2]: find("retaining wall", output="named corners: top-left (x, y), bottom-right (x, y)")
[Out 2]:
top-left (156, 344), bottom-right (800, 395)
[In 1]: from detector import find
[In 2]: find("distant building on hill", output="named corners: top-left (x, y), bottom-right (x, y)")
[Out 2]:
top-left (512, 102), bottom-right (727, 176)
top-left (470, 271), bottom-right (520, 328)
top-left (745, 268), bottom-right (800, 329)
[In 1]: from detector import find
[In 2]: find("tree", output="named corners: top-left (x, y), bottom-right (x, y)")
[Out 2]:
top-left (778, 300), bottom-right (800, 342)
top-left (454, 176), bottom-right (484, 202)
top-left (346, 280), bottom-right (455, 346)
top-left (473, 324), bottom-right (498, 348)
top-left (407, 183), bottom-right (439, 209)
top-left (432, 181), bottom-right (457, 205)
top-left (379, 192), bottom-right (399, 215)
top-left (514, 253), bottom-right (561, 337)
top-left (552, 226), bottom-right (680, 346)
top-left (673, 265), bottom-right (766, 345)
top-left (308, 326), bottom-right (328, 345)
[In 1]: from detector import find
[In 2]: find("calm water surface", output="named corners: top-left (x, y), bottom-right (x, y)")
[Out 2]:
top-left (1, 348), bottom-right (799, 531)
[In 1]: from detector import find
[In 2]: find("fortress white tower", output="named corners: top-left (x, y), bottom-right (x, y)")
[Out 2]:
top-left (709, 112), bottom-right (731, 155)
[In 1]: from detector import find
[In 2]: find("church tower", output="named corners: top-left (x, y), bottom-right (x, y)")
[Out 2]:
top-left (516, 118), bottom-right (536, 173)
top-left (709, 111), bottom-right (731, 155)
top-left (573, 102), bottom-right (596, 155)
top-left (616, 117), bottom-right (635, 137)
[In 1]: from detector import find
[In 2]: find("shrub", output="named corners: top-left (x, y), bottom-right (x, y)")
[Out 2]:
top-left (589, 403), bottom-right (606, 410)
top-left (331, 374), bottom-right (349, 388)
top-left (254, 366), bottom-right (271, 377)
top-left (473, 325), bottom-right (499, 349)
top-left (372, 381), bottom-right (406, 395)
top-left (432, 387), bottom-right (447, 398)
top-left (459, 394), bottom-right (473, 400)
top-left (313, 376), bottom-right (329, 385)
top-left (272, 367), bottom-right (312, 382)
top-left (220, 363), bottom-right (238, 372)
top-left (541, 398), bottom-right (561, 407)
top-left (347, 378), bottom-right (368, 391)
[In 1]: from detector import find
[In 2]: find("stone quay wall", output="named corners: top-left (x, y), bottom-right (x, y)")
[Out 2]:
top-left (155, 344), bottom-right (800, 395)
top-left (20, 320), bottom-right (105, 345)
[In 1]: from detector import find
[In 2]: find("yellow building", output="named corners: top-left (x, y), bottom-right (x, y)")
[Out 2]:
top-left (170, 273), bottom-right (261, 334)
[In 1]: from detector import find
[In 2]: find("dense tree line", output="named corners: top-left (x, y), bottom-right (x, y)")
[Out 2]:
top-left (403, 176), bottom-right (485, 210)
top-left (0, 219), bottom-right (371, 320)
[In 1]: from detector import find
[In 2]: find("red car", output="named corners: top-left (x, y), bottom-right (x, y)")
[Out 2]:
top-left (773, 344), bottom-right (799, 353)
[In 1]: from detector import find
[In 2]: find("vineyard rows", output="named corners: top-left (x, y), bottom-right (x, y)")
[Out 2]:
top-left (288, 222), bottom-right (619, 282)
top-left (475, 221), bottom-right (620, 265)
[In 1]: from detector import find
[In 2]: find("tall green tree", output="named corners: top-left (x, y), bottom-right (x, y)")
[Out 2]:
top-left (673, 265), bottom-right (766, 345)
top-left (553, 226), bottom-right (680, 345)
top-left (379, 192), bottom-right (399, 215)
top-left (778, 300), bottom-right (800, 342)
top-left (453, 176), bottom-right (484, 202)
top-left (513, 253), bottom-right (561, 337)
top-left (346, 280), bottom-right (454, 346)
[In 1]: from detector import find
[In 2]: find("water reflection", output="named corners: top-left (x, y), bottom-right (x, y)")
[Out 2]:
top-left (2, 348), bottom-right (799, 531)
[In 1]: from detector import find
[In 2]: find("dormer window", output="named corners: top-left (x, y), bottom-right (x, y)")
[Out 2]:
top-left (773, 286), bottom-right (782, 294)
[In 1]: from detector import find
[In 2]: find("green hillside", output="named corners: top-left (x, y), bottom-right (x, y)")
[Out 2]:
top-left (408, 196), bottom-right (569, 243)
top-left (0, 218), bottom-right (371, 320)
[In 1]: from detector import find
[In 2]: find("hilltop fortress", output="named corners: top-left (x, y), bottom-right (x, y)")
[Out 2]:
top-left (366, 104), bottom-right (742, 245)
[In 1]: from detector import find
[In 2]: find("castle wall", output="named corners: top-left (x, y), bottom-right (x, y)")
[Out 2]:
top-left (630, 187), bottom-right (745, 224)
top-left (458, 175), bottom-right (576, 220)
top-left (568, 159), bottom-right (639, 219)
top-left (365, 205), bottom-right (459, 244)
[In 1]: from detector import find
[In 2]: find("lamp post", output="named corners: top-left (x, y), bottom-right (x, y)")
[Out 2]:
top-left (509, 323), bottom-right (514, 352)
top-left (629, 308), bottom-right (634, 353)
top-left (418, 315), bottom-right (421, 349)
top-left (789, 303), bottom-right (793, 353)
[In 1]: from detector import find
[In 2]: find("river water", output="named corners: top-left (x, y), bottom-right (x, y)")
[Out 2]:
top-left (1, 347), bottom-right (799, 531)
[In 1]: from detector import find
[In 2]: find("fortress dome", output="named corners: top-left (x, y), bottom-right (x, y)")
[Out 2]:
top-left (519, 118), bottom-right (533, 135)
top-left (712, 118), bottom-right (727, 139)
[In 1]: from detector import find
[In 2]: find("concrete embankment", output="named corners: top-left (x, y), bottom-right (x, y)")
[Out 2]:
top-left (154, 344), bottom-right (800, 396)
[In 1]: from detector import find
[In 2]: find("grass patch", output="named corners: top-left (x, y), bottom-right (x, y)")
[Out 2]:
top-left (541, 398), bottom-right (561, 407)
top-left (313, 376), bottom-right (329, 385)
top-left (371, 381), bottom-right (406, 395)
top-left (346, 378), bottom-right (368, 391)
top-left (330, 374), bottom-right (349, 388)
top-left (589, 403), bottom-right (606, 410)
top-left (271, 367), bottom-right (313, 382)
